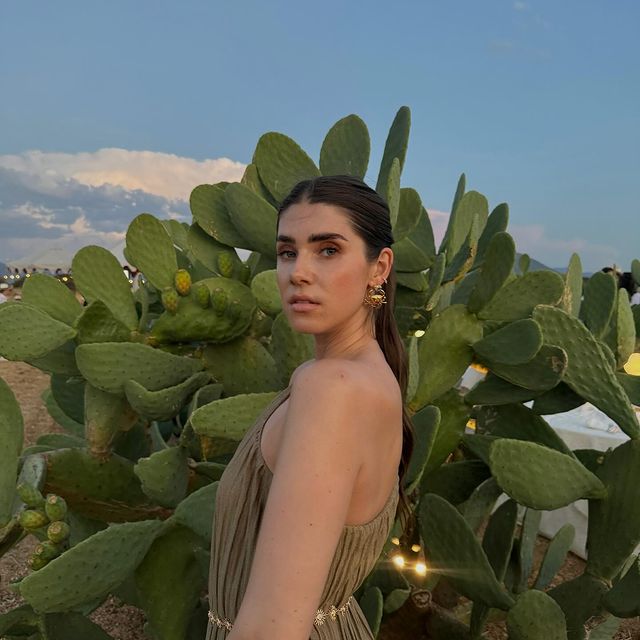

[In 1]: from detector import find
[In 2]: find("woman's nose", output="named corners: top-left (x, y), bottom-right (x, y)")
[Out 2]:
top-left (290, 253), bottom-right (313, 284)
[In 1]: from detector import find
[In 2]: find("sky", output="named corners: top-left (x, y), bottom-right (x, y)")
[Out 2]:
top-left (1, 0), bottom-right (638, 272)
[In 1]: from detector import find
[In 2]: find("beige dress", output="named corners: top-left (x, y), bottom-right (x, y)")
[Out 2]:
top-left (206, 383), bottom-right (400, 639)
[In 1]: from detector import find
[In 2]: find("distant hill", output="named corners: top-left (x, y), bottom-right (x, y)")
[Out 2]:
top-left (514, 253), bottom-right (555, 275)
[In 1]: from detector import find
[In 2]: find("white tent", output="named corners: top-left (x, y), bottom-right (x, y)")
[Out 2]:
top-left (7, 246), bottom-right (75, 272)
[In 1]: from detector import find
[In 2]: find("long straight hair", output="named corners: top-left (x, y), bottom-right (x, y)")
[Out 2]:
top-left (276, 174), bottom-right (415, 530)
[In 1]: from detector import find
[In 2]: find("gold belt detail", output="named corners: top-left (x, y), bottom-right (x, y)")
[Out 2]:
top-left (208, 595), bottom-right (354, 630)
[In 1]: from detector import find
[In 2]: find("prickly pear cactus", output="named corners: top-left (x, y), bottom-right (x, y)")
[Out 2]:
top-left (0, 106), bottom-right (639, 640)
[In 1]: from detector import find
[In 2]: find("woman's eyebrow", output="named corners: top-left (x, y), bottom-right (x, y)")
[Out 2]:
top-left (276, 232), bottom-right (349, 244)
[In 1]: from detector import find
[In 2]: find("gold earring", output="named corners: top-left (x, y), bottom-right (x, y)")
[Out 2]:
top-left (363, 279), bottom-right (387, 309)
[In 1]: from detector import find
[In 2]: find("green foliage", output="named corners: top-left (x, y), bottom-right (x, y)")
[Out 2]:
top-left (0, 106), bottom-right (638, 640)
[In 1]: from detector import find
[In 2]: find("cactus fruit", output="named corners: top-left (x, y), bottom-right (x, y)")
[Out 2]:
top-left (174, 269), bottom-right (192, 296)
top-left (211, 288), bottom-right (228, 315)
top-left (217, 253), bottom-right (234, 278)
top-left (47, 521), bottom-right (71, 544)
top-left (28, 554), bottom-right (48, 571)
top-left (19, 509), bottom-right (49, 530)
top-left (161, 288), bottom-right (179, 314)
top-left (44, 494), bottom-right (68, 522)
top-left (17, 483), bottom-right (45, 508)
top-left (35, 539), bottom-right (64, 562)
top-left (194, 282), bottom-right (210, 308)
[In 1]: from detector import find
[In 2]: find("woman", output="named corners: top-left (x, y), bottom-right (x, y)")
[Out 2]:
top-left (206, 175), bottom-right (415, 639)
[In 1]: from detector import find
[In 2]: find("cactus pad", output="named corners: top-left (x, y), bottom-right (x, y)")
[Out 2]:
top-left (21, 273), bottom-right (82, 326)
top-left (489, 439), bottom-right (606, 510)
top-left (507, 590), bottom-right (567, 640)
top-left (19, 519), bottom-right (164, 612)
top-left (0, 378), bottom-right (24, 525)
top-left (134, 446), bottom-right (189, 508)
top-left (76, 342), bottom-right (203, 394)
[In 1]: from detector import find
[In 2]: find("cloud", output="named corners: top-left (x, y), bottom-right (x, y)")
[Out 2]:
top-left (0, 149), bottom-right (245, 201)
top-left (0, 149), bottom-right (247, 263)
top-left (513, 1), bottom-right (528, 11)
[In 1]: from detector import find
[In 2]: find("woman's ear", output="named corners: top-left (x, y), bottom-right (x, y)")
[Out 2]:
top-left (376, 247), bottom-right (393, 281)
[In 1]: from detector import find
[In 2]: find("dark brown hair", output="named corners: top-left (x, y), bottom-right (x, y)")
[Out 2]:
top-left (276, 174), bottom-right (415, 530)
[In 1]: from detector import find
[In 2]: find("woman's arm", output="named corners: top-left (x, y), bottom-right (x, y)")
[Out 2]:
top-left (228, 361), bottom-right (369, 640)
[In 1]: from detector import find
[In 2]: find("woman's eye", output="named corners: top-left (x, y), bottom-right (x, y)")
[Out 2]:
top-left (321, 247), bottom-right (338, 256)
top-left (277, 250), bottom-right (296, 258)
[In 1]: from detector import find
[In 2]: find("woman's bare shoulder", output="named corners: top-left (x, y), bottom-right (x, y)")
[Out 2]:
top-left (290, 358), bottom-right (398, 410)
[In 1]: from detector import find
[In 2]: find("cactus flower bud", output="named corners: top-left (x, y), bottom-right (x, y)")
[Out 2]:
top-left (45, 494), bottom-right (68, 522)
top-left (161, 288), bottom-right (179, 314)
top-left (217, 253), bottom-right (234, 278)
top-left (17, 483), bottom-right (45, 508)
top-left (194, 282), bottom-right (210, 309)
top-left (19, 509), bottom-right (49, 530)
top-left (35, 539), bottom-right (63, 562)
top-left (174, 269), bottom-right (192, 296)
top-left (47, 520), bottom-right (71, 544)
top-left (211, 288), bottom-right (228, 316)
top-left (28, 554), bottom-right (48, 571)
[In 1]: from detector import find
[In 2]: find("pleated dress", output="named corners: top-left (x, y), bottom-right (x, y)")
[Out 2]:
top-left (206, 383), bottom-right (400, 639)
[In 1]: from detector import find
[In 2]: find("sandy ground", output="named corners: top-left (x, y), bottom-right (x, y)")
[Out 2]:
top-left (0, 359), bottom-right (638, 639)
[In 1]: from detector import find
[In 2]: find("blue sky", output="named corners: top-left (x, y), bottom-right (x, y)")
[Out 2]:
top-left (1, 0), bottom-right (638, 271)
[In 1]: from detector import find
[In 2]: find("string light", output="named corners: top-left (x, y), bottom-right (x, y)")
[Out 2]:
top-left (413, 329), bottom-right (425, 338)
top-left (392, 554), bottom-right (405, 568)
top-left (414, 562), bottom-right (427, 576)
top-left (391, 537), bottom-right (400, 546)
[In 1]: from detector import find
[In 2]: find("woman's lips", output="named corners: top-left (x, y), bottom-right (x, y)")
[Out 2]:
top-left (290, 301), bottom-right (320, 311)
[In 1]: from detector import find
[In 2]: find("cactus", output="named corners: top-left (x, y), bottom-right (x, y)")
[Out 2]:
top-left (602, 555), bottom-right (640, 617)
top-left (410, 305), bottom-right (482, 410)
top-left (124, 371), bottom-right (210, 421)
top-left (419, 493), bottom-right (514, 610)
top-left (1, 379), bottom-right (24, 526)
top-left (47, 520), bottom-right (71, 544)
top-left (160, 288), bottom-right (179, 314)
top-left (375, 106), bottom-right (410, 201)
top-left (194, 281), bottom-right (211, 308)
top-left (250, 269), bottom-right (282, 317)
top-left (76, 342), bottom-right (203, 395)
top-left (533, 523), bottom-right (575, 590)
top-left (174, 269), bottom-right (191, 296)
top-left (359, 587), bottom-right (384, 636)
top-left (17, 483), bottom-right (45, 509)
top-left (203, 337), bottom-right (280, 396)
top-left (151, 278), bottom-right (255, 344)
top-left (45, 494), bottom-right (68, 522)
top-left (0, 303), bottom-right (77, 361)
top-left (507, 590), bottom-right (567, 640)
top-left (19, 509), bottom-right (49, 530)
top-left (18, 519), bottom-right (164, 612)
top-left (392, 207), bottom-right (436, 272)
top-left (561, 253), bottom-right (583, 317)
top-left (224, 182), bottom-right (278, 258)
top-left (581, 270), bottom-right (617, 339)
top-left (472, 318), bottom-right (542, 365)
top-left (253, 131), bottom-right (321, 203)
top-left (72, 245), bottom-right (138, 330)
top-left (135, 525), bottom-right (203, 640)
top-left (467, 231), bottom-right (515, 313)
top-left (191, 391), bottom-right (281, 440)
top-left (134, 446), bottom-right (189, 508)
top-left (478, 403), bottom-right (574, 455)
top-left (489, 439), bottom-right (606, 510)
top-left (22, 273), bottom-right (82, 326)
top-left (269, 312), bottom-right (315, 387)
top-left (533, 305), bottom-right (640, 438)
top-left (125, 214), bottom-right (179, 291)
top-left (478, 271), bottom-right (565, 321)
top-left (587, 440), bottom-right (640, 581)
top-left (75, 300), bottom-right (131, 344)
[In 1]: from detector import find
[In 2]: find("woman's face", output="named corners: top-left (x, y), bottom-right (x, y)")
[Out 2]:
top-left (276, 200), bottom-right (377, 335)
